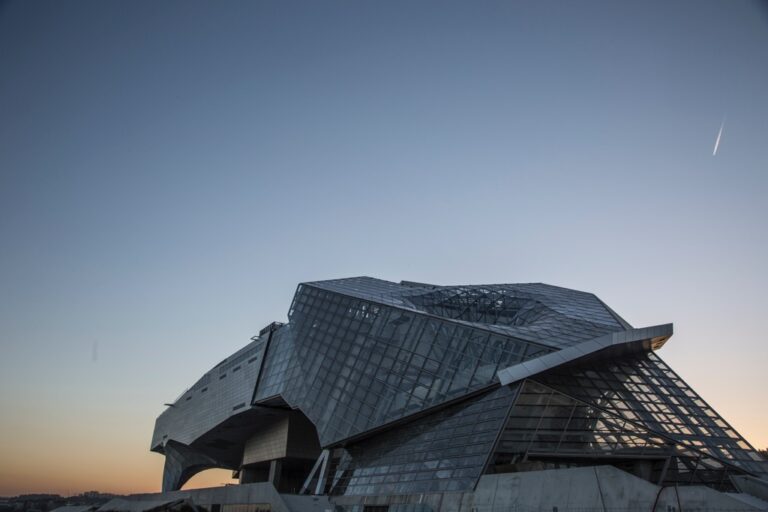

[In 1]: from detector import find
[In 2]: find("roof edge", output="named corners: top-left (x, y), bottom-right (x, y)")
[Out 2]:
top-left (497, 323), bottom-right (673, 386)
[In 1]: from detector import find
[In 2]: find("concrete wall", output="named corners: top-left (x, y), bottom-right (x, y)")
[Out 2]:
top-left (103, 467), bottom-right (768, 512)
top-left (332, 491), bottom-right (473, 512)
top-left (118, 483), bottom-right (333, 512)
top-left (243, 419), bottom-right (290, 465)
top-left (332, 466), bottom-right (766, 511)
top-left (733, 475), bottom-right (768, 503)
top-left (242, 412), bottom-right (321, 466)
top-left (472, 466), bottom-right (763, 512)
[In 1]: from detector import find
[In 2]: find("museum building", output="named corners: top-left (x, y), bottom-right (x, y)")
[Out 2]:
top-left (149, 277), bottom-right (768, 511)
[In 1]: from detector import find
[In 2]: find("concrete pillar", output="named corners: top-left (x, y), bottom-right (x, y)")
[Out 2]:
top-left (632, 460), bottom-right (654, 482)
top-left (269, 459), bottom-right (283, 489)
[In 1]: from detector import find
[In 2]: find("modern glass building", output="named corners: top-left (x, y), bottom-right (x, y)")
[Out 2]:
top-left (151, 277), bottom-right (768, 505)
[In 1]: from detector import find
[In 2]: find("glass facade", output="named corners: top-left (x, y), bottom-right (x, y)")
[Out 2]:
top-left (331, 385), bottom-right (518, 496)
top-left (490, 379), bottom-right (748, 491)
top-left (307, 277), bottom-right (629, 350)
top-left (255, 282), bottom-right (551, 446)
top-left (152, 276), bottom-right (767, 497)
top-left (404, 283), bottom-right (626, 349)
top-left (533, 352), bottom-right (768, 476)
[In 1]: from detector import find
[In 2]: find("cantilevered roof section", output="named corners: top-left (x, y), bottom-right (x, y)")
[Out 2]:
top-left (497, 323), bottom-right (673, 386)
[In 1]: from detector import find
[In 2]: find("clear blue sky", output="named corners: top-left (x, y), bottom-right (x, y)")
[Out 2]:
top-left (1, 0), bottom-right (767, 495)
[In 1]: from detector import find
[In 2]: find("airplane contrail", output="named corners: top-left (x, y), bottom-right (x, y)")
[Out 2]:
top-left (712, 118), bottom-right (725, 156)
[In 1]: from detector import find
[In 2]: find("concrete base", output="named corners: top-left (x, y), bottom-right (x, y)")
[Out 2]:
top-left (473, 466), bottom-right (763, 512)
top-left (98, 482), bottom-right (333, 512)
top-left (333, 466), bottom-right (767, 512)
top-left (98, 467), bottom-right (767, 512)
top-left (733, 475), bottom-right (768, 504)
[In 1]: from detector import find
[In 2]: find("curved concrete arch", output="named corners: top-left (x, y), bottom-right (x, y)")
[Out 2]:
top-left (162, 440), bottom-right (222, 492)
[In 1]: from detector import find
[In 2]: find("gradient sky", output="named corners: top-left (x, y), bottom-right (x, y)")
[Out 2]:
top-left (1, 0), bottom-right (767, 497)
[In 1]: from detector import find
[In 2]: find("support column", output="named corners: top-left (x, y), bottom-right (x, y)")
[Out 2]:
top-left (269, 459), bottom-right (283, 489)
top-left (300, 449), bottom-right (330, 495)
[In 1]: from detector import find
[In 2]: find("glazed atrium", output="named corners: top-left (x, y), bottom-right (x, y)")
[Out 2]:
top-left (151, 277), bottom-right (768, 509)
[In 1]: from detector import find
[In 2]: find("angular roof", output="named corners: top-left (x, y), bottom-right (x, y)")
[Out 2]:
top-left (152, 275), bottom-right (768, 496)
top-left (306, 276), bottom-right (630, 349)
